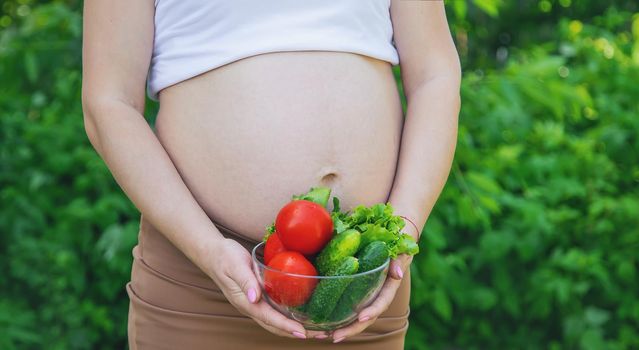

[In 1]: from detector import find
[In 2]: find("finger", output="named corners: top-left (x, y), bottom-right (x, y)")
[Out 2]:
top-left (226, 254), bottom-right (262, 304)
top-left (253, 318), bottom-right (300, 339)
top-left (251, 302), bottom-right (328, 339)
top-left (251, 299), bottom-right (309, 337)
top-left (357, 277), bottom-right (402, 321)
top-left (254, 302), bottom-right (328, 339)
top-left (330, 316), bottom-right (376, 343)
top-left (219, 270), bottom-right (307, 337)
top-left (255, 320), bottom-right (327, 340)
top-left (389, 254), bottom-right (412, 280)
top-left (307, 330), bottom-right (330, 339)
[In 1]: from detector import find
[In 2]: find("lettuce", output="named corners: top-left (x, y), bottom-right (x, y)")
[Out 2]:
top-left (390, 233), bottom-right (420, 258)
top-left (331, 198), bottom-right (419, 258)
top-left (291, 186), bottom-right (331, 208)
top-left (263, 222), bottom-right (276, 242)
top-left (360, 223), bottom-right (395, 247)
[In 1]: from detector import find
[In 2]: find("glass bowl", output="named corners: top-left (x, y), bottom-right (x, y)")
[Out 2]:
top-left (251, 241), bottom-right (390, 331)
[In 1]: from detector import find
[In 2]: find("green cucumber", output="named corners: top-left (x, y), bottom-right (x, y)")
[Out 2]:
top-left (356, 241), bottom-right (390, 272)
top-left (315, 229), bottom-right (361, 275)
top-left (306, 256), bottom-right (359, 323)
top-left (329, 241), bottom-right (390, 321)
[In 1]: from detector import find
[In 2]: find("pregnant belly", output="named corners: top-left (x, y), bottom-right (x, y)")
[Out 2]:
top-left (155, 51), bottom-right (404, 241)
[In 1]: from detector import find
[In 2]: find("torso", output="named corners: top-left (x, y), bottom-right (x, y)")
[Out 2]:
top-left (155, 51), bottom-right (404, 241)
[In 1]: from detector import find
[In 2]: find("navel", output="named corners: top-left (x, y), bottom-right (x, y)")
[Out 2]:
top-left (320, 172), bottom-right (338, 185)
top-left (317, 163), bottom-right (341, 187)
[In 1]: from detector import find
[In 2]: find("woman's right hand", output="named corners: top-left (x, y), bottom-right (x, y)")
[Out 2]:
top-left (204, 238), bottom-right (328, 340)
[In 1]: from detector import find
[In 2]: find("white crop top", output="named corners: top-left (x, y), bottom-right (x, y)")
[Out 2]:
top-left (147, 0), bottom-right (400, 101)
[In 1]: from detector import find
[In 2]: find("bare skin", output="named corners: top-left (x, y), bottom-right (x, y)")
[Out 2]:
top-left (82, 0), bottom-right (460, 343)
top-left (156, 51), bottom-right (403, 240)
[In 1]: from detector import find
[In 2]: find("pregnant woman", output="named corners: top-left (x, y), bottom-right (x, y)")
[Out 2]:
top-left (82, 0), bottom-right (460, 348)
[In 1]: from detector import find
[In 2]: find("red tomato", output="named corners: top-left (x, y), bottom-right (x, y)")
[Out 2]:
top-left (264, 232), bottom-right (286, 265)
top-left (275, 200), bottom-right (334, 255)
top-left (264, 251), bottom-right (318, 306)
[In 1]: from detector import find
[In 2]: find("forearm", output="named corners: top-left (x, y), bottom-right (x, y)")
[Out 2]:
top-left (387, 76), bottom-right (460, 241)
top-left (83, 99), bottom-right (224, 274)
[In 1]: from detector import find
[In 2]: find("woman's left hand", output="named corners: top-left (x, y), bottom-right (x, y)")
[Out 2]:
top-left (329, 253), bottom-right (413, 343)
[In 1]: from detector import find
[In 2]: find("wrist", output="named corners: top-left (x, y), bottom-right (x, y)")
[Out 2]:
top-left (185, 224), bottom-right (228, 277)
top-left (398, 215), bottom-right (422, 241)
top-left (387, 196), bottom-right (426, 242)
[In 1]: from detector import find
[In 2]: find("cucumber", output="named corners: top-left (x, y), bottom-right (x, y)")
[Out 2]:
top-left (356, 241), bottom-right (390, 271)
top-left (315, 229), bottom-right (361, 275)
top-left (329, 241), bottom-right (390, 321)
top-left (306, 256), bottom-right (359, 323)
top-left (291, 304), bottom-right (307, 313)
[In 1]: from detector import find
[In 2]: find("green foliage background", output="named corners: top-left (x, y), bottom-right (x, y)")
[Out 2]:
top-left (1, 0), bottom-right (638, 349)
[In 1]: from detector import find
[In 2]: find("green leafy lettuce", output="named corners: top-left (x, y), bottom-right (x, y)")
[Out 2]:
top-left (330, 197), bottom-right (420, 259)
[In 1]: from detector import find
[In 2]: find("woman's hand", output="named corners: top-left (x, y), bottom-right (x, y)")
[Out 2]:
top-left (205, 238), bottom-right (329, 340)
top-left (329, 253), bottom-right (414, 343)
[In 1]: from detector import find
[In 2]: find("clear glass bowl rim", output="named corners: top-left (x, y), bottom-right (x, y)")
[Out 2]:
top-left (251, 241), bottom-right (390, 279)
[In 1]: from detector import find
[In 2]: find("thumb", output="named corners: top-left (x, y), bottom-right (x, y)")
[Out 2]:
top-left (242, 268), bottom-right (262, 304)
top-left (232, 261), bottom-right (262, 304)
top-left (389, 254), bottom-right (412, 280)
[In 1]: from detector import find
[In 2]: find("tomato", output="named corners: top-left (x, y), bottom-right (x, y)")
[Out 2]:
top-left (264, 251), bottom-right (318, 306)
top-left (263, 232), bottom-right (286, 265)
top-left (275, 200), bottom-right (334, 255)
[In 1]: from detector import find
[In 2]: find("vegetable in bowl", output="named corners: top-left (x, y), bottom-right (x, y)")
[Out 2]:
top-left (257, 186), bottom-right (420, 330)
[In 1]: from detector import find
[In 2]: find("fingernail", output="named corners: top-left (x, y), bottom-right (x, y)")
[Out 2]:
top-left (315, 334), bottom-right (328, 339)
top-left (333, 336), bottom-right (345, 343)
top-left (359, 315), bottom-right (370, 322)
top-left (247, 288), bottom-right (257, 303)
top-left (395, 265), bottom-right (403, 279)
top-left (293, 331), bottom-right (306, 339)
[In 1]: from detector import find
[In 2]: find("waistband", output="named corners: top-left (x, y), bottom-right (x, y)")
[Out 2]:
top-left (137, 214), bottom-right (262, 290)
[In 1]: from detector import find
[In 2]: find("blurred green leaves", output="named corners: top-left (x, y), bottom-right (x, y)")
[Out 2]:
top-left (406, 4), bottom-right (639, 350)
top-left (1, 1), bottom-right (137, 349)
